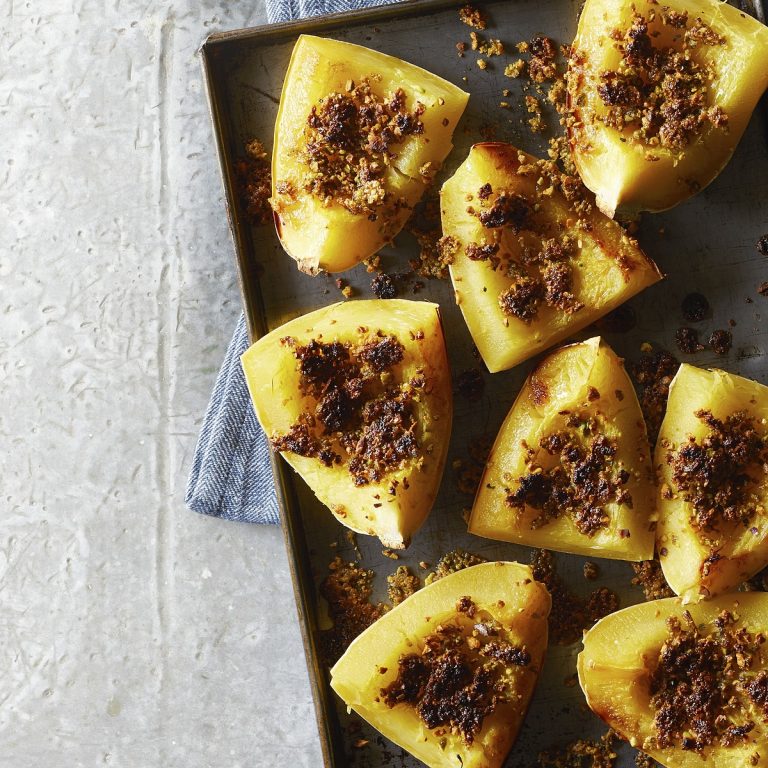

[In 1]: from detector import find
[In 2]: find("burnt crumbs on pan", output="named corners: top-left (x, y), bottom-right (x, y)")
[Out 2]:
top-left (220, 0), bottom-right (768, 763)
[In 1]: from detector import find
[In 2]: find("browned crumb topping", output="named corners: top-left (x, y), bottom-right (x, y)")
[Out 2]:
top-left (531, 549), bottom-right (619, 645)
top-left (681, 292), bottom-right (710, 323)
top-left (426, 549), bottom-right (487, 585)
top-left (320, 556), bottom-right (387, 663)
top-left (667, 409), bottom-right (768, 532)
top-left (592, 10), bottom-right (727, 151)
top-left (535, 728), bottom-right (621, 767)
top-left (292, 78), bottom-right (425, 218)
top-left (508, 413), bottom-right (632, 536)
top-left (650, 610), bottom-right (765, 751)
top-left (387, 565), bottom-right (420, 605)
top-left (234, 139), bottom-right (272, 225)
top-left (380, 603), bottom-right (531, 744)
top-left (469, 180), bottom-right (586, 322)
top-left (675, 326), bottom-right (703, 354)
top-left (459, 4), bottom-right (486, 29)
top-left (708, 329), bottom-right (732, 355)
top-left (406, 200), bottom-right (459, 280)
top-left (453, 434), bottom-right (493, 497)
top-left (455, 368), bottom-right (485, 402)
top-left (631, 559), bottom-right (675, 601)
top-left (634, 753), bottom-right (660, 768)
top-left (628, 347), bottom-right (679, 445)
top-left (370, 272), bottom-right (398, 299)
top-left (272, 333), bottom-right (428, 486)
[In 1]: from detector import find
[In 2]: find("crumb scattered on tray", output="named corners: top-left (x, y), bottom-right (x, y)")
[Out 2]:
top-left (459, 3), bottom-right (486, 29)
top-left (628, 346), bottom-right (679, 445)
top-left (425, 549), bottom-right (487, 585)
top-left (757, 234), bottom-right (768, 256)
top-left (387, 565), bottom-right (420, 605)
top-left (674, 326), bottom-right (703, 354)
top-left (759, 282), bottom-right (768, 297)
top-left (453, 433), bottom-right (493, 496)
top-left (583, 561), bottom-right (600, 581)
top-left (455, 367), bottom-right (485, 402)
top-left (531, 549), bottom-right (619, 646)
top-left (234, 138), bottom-right (272, 225)
top-left (320, 556), bottom-right (387, 664)
top-left (630, 559), bottom-right (674, 601)
top-left (535, 728), bottom-right (621, 768)
top-left (708, 328), bottom-right (732, 355)
top-left (371, 272), bottom-right (398, 299)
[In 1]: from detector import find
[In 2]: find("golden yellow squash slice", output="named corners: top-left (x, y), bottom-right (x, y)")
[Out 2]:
top-left (469, 337), bottom-right (656, 561)
top-left (655, 364), bottom-right (768, 602)
top-left (578, 594), bottom-right (768, 766)
top-left (440, 143), bottom-right (661, 373)
top-left (241, 299), bottom-right (452, 549)
top-left (271, 35), bottom-right (469, 274)
top-left (568, 0), bottom-right (768, 217)
top-left (330, 561), bottom-right (551, 768)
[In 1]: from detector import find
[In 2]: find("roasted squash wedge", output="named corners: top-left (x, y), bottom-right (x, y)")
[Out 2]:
top-left (579, 593), bottom-right (768, 766)
top-left (440, 143), bottom-right (662, 373)
top-left (469, 337), bottom-right (656, 561)
top-left (241, 299), bottom-right (452, 549)
top-left (655, 364), bottom-right (768, 602)
top-left (271, 35), bottom-right (469, 274)
top-left (330, 561), bottom-right (551, 768)
top-left (567, 0), bottom-right (768, 217)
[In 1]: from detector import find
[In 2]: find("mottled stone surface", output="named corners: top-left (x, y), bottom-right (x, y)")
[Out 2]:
top-left (1, 2), bottom-right (321, 765)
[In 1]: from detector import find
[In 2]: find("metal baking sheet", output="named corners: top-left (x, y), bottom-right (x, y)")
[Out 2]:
top-left (200, 2), bottom-right (768, 764)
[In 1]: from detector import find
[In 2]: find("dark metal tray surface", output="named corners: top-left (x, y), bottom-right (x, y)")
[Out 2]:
top-left (200, 1), bottom-right (768, 764)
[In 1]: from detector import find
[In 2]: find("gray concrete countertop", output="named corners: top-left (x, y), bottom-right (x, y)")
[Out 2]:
top-left (2, 1), bottom-right (321, 765)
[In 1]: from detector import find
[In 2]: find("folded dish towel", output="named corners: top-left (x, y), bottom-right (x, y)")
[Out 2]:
top-left (186, 0), bottom-right (398, 524)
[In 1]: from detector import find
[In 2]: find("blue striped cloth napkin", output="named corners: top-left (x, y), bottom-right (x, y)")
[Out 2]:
top-left (186, 0), bottom-right (397, 523)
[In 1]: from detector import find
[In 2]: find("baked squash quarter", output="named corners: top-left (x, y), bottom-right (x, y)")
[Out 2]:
top-left (440, 143), bottom-right (661, 373)
top-left (655, 364), bottom-right (768, 602)
top-left (469, 337), bottom-right (656, 561)
top-left (241, 299), bottom-right (452, 549)
top-left (568, 0), bottom-right (768, 217)
top-left (331, 562), bottom-right (551, 768)
top-left (271, 35), bottom-right (469, 274)
top-left (579, 594), bottom-right (768, 766)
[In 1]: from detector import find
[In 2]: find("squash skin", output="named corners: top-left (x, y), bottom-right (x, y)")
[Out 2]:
top-left (655, 364), bottom-right (768, 602)
top-left (578, 593), bottom-right (768, 767)
top-left (271, 35), bottom-right (469, 274)
top-left (330, 561), bottom-right (551, 768)
top-left (469, 337), bottom-right (656, 560)
top-left (440, 143), bottom-right (662, 373)
top-left (567, 0), bottom-right (768, 217)
top-left (240, 299), bottom-right (452, 548)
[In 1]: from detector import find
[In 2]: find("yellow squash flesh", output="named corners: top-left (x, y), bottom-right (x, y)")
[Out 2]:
top-left (655, 364), bottom-right (768, 602)
top-left (440, 143), bottom-right (662, 373)
top-left (469, 337), bottom-right (656, 560)
top-left (578, 594), bottom-right (768, 766)
top-left (271, 35), bottom-right (469, 274)
top-left (241, 299), bottom-right (452, 549)
top-left (568, 0), bottom-right (768, 217)
top-left (330, 561), bottom-right (551, 768)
